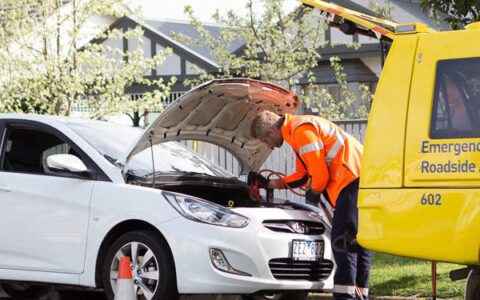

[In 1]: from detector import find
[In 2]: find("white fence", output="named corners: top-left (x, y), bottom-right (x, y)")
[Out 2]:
top-left (183, 119), bottom-right (368, 202)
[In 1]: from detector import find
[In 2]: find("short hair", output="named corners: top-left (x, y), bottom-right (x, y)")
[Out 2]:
top-left (250, 110), bottom-right (283, 138)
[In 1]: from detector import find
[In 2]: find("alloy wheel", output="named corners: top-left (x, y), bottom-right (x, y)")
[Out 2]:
top-left (109, 241), bottom-right (160, 300)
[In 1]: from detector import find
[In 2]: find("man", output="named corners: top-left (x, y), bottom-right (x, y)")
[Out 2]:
top-left (249, 110), bottom-right (371, 300)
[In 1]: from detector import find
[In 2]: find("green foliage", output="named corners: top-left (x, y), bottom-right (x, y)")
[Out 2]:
top-left (419, 0), bottom-right (480, 30)
top-left (368, 0), bottom-right (395, 21)
top-left (172, 0), bottom-right (372, 120)
top-left (0, 0), bottom-right (175, 119)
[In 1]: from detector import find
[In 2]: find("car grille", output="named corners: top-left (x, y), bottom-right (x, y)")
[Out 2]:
top-left (269, 258), bottom-right (334, 281)
top-left (263, 220), bottom-right (325, 235)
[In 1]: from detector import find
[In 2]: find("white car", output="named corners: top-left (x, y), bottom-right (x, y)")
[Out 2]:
top-left (0, 79), bottom-right (334, 300)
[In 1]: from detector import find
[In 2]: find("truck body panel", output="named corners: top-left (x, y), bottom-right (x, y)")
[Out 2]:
top-left (299, 0), bottom-right (480, 265)
top-left (362, 26), bottom-right (480, 264)
top-left (358, 188), bottom-right (480, 264)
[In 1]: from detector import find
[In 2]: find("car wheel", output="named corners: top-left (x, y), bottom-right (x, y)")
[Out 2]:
top-left (1, 282), bottom-right (51, 298)
top-left (465, 268), bottom-right (480, 300)
top-left (243, 291), bottom-right (309, 300)
top-left (102, 230), bottom-right (178, 300)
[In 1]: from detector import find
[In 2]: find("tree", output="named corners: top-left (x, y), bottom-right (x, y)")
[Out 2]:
top-left (419, 0), bottom-right (480, 30)
top-left (0, 0), bottom-right (176, 124)
top-left (173, 0), bottom-right (371, 120)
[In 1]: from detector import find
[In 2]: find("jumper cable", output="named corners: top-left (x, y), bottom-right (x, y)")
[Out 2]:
top-left (249, 169), bottom-right (333, 224)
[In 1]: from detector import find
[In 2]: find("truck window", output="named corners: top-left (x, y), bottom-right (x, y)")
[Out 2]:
top-left (430, 57), bottom-right (480, 139)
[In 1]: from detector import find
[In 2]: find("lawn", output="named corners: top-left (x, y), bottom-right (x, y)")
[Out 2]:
top-left (370, 253), bottom-right (466, 299)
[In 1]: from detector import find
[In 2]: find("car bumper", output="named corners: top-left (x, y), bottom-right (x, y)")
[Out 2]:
top-left (158, 208), bottom-right (334, 294)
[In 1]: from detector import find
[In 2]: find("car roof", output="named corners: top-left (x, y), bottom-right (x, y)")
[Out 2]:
top-left (0, 113), bottom-right (84, 124)
top-left (0, 113), bottom-right (134, 129)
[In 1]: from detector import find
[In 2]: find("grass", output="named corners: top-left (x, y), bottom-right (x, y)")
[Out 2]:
top-left (370, 253), bottom-right (466, 299)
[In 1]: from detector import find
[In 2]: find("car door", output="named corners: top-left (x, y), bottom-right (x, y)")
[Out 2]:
top-left (0, 120), bottom-right (97, 274)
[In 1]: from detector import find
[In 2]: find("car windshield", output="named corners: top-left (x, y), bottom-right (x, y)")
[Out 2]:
top-left (63, 120), bottom-right (233, 178)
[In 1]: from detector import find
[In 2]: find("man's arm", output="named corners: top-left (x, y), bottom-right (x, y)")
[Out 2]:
top-left (268, 158), bottom-right (309, 189)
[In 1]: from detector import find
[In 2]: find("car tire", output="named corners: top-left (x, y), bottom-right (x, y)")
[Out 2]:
top-left (243, 291), bottom-right (309, 300)
top-left (465, 268), bottom-right (480, 300)
top-left (102, 230), bottom-right (178, 300)
top-left (1, 282), bottom-right (51, 298)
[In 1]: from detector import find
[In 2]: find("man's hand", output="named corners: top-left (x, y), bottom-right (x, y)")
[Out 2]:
top-left (247, 171), bottom-right (270, 189)
top-left (305, 189), bottom-right (320, 206)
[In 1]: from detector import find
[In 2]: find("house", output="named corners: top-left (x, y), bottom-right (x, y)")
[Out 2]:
top-left (83, 0), bottom-right (447, 125)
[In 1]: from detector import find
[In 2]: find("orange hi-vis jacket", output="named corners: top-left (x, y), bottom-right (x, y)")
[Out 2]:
top-left (274, 114), bottom-right (363, 206)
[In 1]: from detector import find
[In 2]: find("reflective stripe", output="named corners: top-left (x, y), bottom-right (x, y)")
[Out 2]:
top-left (291, 117), bottom-right (335, 136)
top-left (359, 287), bottom-right (369, 296)
top-left (326, 131), bottom-right (348, 165)
top-left (291, 117), bottom-right (318, 128)
top-left (299, 141), bottom-right (324, 156)
top-left (333, 284), bottom-right (356, 295)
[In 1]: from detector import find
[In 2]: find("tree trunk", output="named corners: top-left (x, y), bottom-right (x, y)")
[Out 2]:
top-left (132, 112), bottom-right (141, 127)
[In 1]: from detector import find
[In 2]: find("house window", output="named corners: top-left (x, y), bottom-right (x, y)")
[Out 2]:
top-left (103, 37), bottom-right (123, 61)
top-left (186, 60), bottom-right (203, 75)
top-left (157, 45), bottom-right (181, 75)
top-left (430, 58), bottom-right (480, 139)
top-left (128, 36), bottom-right (151, 58)
top-left (128, 36), bottom-right (152, 76)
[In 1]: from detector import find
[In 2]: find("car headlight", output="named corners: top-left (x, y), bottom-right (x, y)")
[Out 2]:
top-left (162, 192), bottom-right (249, 228)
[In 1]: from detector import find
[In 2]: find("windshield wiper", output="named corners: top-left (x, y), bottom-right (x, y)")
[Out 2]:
top-left (104, 154), bottom-right (125, 169)
top-left (103, 154), bottom-right (117, 164)
top-left (145, 171), bottom-right (217, 178)
top-left (182, 171), bottom-right (217, 177)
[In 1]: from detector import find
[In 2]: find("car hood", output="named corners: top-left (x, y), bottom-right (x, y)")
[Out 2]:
top-left (121, 78), bottom-right (300, 175)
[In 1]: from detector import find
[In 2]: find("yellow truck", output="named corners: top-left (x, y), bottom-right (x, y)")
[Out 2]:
top-left (299, 0), bottom-right (480, 298)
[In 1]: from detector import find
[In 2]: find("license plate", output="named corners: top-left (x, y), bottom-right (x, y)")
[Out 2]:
top-left (291, 240), bottom-right (323, 261)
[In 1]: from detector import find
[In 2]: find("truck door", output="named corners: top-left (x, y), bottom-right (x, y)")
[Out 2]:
top-left (403, 28), bottom-right (480, 263)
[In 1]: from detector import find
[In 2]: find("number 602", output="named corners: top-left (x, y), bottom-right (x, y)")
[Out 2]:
top-left (421, 193), bottom-right (441, 206)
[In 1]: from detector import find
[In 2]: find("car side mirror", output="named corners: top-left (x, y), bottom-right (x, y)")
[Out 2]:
top-left (46, 154), bottom-right (95, 179)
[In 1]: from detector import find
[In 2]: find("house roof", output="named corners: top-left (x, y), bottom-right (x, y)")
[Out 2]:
top-left (105, 16), bottom-right (220, 70)
top-left (145, 20), bottom-right (245, 62)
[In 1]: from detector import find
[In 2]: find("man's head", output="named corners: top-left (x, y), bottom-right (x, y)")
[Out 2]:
top-left (250, 110), bottom-right (284, 148)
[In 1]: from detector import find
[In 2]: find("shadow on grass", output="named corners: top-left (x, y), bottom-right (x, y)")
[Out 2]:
top-left (372, 273), bottom-right (427, 294)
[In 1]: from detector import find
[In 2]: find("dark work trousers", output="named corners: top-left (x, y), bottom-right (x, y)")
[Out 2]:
top-left (331, 178), bottom-right (372, 300)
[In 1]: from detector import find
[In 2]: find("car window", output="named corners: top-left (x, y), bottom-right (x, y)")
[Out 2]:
top-left (1, 126), bottom-right (85, 176)
top-left (41, 143), bottom-right (82, 174)
top-left (430, 57), bottom-right (480, 139)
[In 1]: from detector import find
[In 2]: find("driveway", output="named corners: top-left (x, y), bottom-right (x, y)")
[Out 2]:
top-left (0, 288), bottom-right (336, 300)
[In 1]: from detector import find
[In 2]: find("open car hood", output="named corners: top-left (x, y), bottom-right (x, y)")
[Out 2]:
top-left (121, 79), bottom-right (300, 175)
